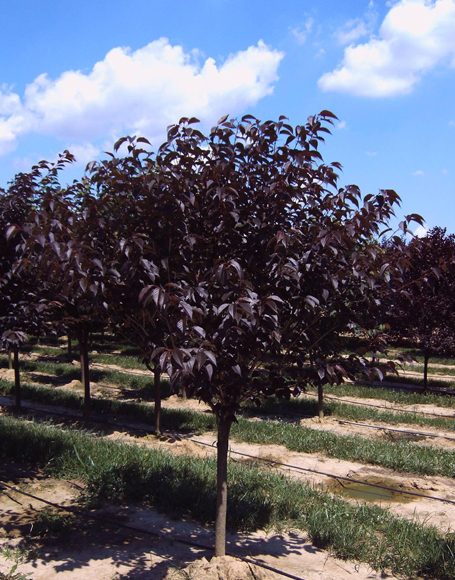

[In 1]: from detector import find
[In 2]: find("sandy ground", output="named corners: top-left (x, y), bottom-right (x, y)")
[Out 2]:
top-left (106, 430), bottom-right (454, 534)
top-left (317, 392), bottom-right (455, 418)
top-left (298, 415), bottom-right (455, 450)
top-left (2, 394), bottom-right (454, 541)
top-left (1, 386), bottom-right (454, 535)
top-left (0, 467), bottom-right (396, 580)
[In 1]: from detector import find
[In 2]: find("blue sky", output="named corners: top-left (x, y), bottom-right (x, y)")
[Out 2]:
top-left (1, 0), bottom-right (454, 232)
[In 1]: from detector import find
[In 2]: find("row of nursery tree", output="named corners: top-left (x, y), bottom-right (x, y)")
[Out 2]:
top-left (1, 112), bottom-right (455, 555)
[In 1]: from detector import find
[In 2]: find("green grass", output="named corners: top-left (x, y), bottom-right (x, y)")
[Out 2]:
top-left (1, 378), bottom-right (454, 478)
top-left (387, 348), bottom-right (455, 367)
top-left (29, 508), bottom-right (76, 540)
top-left (0, 355), bottom-right (172, 399)
top-left (24, 342), bottom-right (144, 369)
top-left (400, 364), bottom-right (455, 377)
top-left (382, 374), bottom-right (455, 389)
top-left (0, 415), bottom-right (454, 579)
top-left (231, 419), bottom-right (455, 478)
top-left (252, 397), bottom-right (455, 432)
top-left (322, 382), bottom-right (455, 408)
top-left (0, 380), bottom-right (213, 433)
top-left (92, 352), bottom-right (147, 370)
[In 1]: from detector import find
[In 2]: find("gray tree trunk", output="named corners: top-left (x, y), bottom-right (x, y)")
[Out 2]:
top-left (79, 327), bottom-right (91, 417)
top-left (13, 346), bottom-right (21, 410)
top-left (154, 367), bottom-right (162, 436)
top-left (215, 413), bottom-right (233, 557)
top-left (317, 383), bottom-right (324, 420)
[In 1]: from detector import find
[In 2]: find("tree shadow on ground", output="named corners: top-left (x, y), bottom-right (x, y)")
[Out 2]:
top-left (1, 477), bottom-right (310, 580)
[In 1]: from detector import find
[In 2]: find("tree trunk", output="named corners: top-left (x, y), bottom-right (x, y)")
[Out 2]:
top-left (13, 346), bottom-right (21, 410)
top-left (79, 327), bottom-right (91, 417)
top-left (423, 351), bottom-right (430, 393)
top-left (317, 383), bottom-right (324, 420)
top-left (67, 335), bottom-right (72, 356)
top-left (7, 350), bottom-right (12, 370)
top-left (180, 384), bottom-right (187, 400)
top-left (215, 413), bottom-right (233, 557)
top-left (154, 367), bottom-right (162, 436)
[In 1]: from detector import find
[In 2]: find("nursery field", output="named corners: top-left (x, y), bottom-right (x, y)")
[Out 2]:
top-left (1, 336), bottom-right (455, 580)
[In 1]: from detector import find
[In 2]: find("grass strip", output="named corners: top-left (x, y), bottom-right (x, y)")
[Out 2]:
top-left (253, 397), bottom-right (455, 432)
top-left (231, 419), bottom-right (455, 478)
top-left (0, 415), bottom-right (454, 579)
top-left (6, 352), bottom-right (455, 410)
top-left (383, 374), bottom-right (455, 389)
top-left (27, 346), bottom-right (147, 370)
top-left (1, 379), bottom-right (454, 478)
top-left (0, 380), bottom-right (213, 433)
top-left (0, 355), bottom-right (172, 399)
top-left (322, 382), bottom-right (455, 408)
top-left (399, 365), bottom-right (455, 377)
top-left (387, 349), bottom-right (455, 367)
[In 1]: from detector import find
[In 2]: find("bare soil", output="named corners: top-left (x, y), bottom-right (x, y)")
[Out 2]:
top-left (0, 467), bottom-right (396, 580)
top-left (298, 415), bottom-right (455, 450)
top-left (317, 393), bottom-right (455, 418)
top-left (99, 426), bottom-right (455, 534)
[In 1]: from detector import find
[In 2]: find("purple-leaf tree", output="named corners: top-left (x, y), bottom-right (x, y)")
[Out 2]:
top-left (385, 227), bottom-right (455, 391)
top-left (20, 154), bottom-right (115, 415)
top-left (87, 136), bottom-right (187, 434)
top-left (0, 167), bottom-right (56, 409)
top-left (135, 113), bottom-right (421, 555)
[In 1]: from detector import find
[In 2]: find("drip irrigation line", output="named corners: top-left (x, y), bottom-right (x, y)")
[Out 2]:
top-left (244, 408), bottom-right (455, 440)
top-left (2, 397), bottom-right (455, 509)
top-left (305, 392), bottom-right (455, 419)
top-left (6, 386), bottom-right (455, 445)
top-left (190, 439), bottom-right (455, 506)
top-left (336, 420), bottom-right (455, 442)
top-left (0, 480), bottom-right (305, 580)
top-left (361, 380), bottom-right (455, 397)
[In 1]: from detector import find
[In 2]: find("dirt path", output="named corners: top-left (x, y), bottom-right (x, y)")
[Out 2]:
top-left (316, 393), bottom-right (455, 418)
top-left (394, 369), bottom-right (455, 382)
top-left (20, 348), bottom-right (455, 388)
top-left (102, 426), bottom-right (455, 534)
top-left (2, 396), bottom-right (454, 535)
top-left (0, 468), bottom-right (396, 580)
top-left (179, 433), bottom-right (455, 534)
top-left (382, 354), bottom-right (455, 371)
top-left (298, 415), bottom-right (455, 450)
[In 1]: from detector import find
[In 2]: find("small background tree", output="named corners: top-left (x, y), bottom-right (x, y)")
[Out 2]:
top-left (385, 227), bottom-right (455, 390)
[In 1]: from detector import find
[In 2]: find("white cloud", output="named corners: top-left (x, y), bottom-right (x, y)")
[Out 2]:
top-left (67, 142), bottom-right (101, 166)
top-left (319, 0), bottom-right (455, 97)
top-left (337, 120), bottom-right (347, 129)
top-left (449, 119), bottom-right (455, 126)
top-left (412, 169), bottom-right (425, 176)
top-left (0, 38), bottom-right (283, 156)
top-left (366, 150), bottom-right (377, 156)
top-left (290, 17), bottom-right (314, 45)
top-left (336, 18), bottom-right (371, 45)
top-left (335, 2), bottom-right (378, 45)
top-left (414, 224), bottom-right (428, 237)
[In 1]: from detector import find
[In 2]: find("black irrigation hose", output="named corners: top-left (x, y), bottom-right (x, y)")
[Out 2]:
top-left (244, 407), bottom-right (455, 440)
top-left (2, 397), bottom-right (455, 508)
top-left (0, 480), bottom-right (305, 580)
top-left (5, 387), bottom-right (455, 445)
top-left (305, 392), bottom-right (455, 419)
top-left (336, 419), bottom-right (455, 442)
top-left (361, 379), bottom-right (455, 397)
top-left (191, 439), bottom-right (455, 506)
